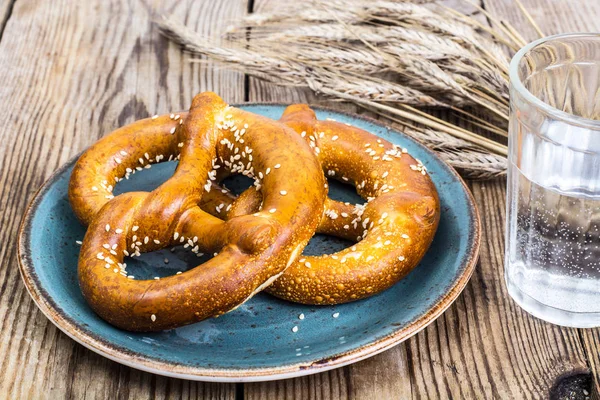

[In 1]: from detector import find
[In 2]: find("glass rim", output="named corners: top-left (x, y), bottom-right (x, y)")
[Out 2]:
top-left (509, 32), bottom-right (600, 130)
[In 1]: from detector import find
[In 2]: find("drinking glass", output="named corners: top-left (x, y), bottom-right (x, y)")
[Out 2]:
top-left (506, 33), bottom-right (600, 328)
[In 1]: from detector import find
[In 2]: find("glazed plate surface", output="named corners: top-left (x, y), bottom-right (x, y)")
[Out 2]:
top-left (18, 105), bottom-right (480, 381)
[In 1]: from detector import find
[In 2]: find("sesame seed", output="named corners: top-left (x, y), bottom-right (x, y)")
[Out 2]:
top-left (331, 135), bottom-right (338, 141)
top-left (144, 236), bottom-right (149, 244)
top-left (151, 115), bottom-right (158, 119)
top-left (299, 313), bottom-right (305, 320)
top-left (176, 271), bottom-right (182, 275)
top-left (151, 314), bottom-right (156, 322)
top-left (332, 312), bottom-right (340, 318)
top-left (274, 164), bottom-right (281, 169)
top-left (280, 190), bottom-right (287, 195)
top-left (105, 224), bottom-right (110, 232)
top-left (384, 240), bottom-right (391, 245)
top-left (174, 232), bottom-right (179, 240)
top-left (132, 226), bottom-right (139, 231)
top-left (153, 239), bottom-right (160, 244)
top-left (75, 240), bottom-right (82, 245)
top-left (269, 208), bottom-right (276, 213)
top-left (401, 234), bottom-right (410, 239)
top-left (115, 228), bottom-right (123, 234)
top-left (398, 256), bottom-right (406, 261)
top-left (170, 127), bottom-right (176, 134)
top-left (292, 326), bottom-right (299, 333)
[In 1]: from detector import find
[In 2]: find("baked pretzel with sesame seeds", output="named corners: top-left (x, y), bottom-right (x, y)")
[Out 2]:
top-left (69, 92), bottom-right (327, 331)
top-left (202, 104), bottom-right (440, 305)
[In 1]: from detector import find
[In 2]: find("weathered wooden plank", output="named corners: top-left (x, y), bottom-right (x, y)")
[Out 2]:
top-left (0, 0), bottom-right (244, 398)
top-left (0, 0), bottom-right (14, 37)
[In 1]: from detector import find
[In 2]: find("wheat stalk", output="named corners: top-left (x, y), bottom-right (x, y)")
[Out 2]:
top-left (155, 0), bottom-right (534, 179)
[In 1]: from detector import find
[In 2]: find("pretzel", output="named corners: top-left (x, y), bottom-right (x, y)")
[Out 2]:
top-left (202, 105), bottom-right (440, 304)
top-left (68, 92), bottom-right (327, 331)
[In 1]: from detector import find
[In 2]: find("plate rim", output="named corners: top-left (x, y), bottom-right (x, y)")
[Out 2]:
top-left (17, 103), bottom-right (481, 382)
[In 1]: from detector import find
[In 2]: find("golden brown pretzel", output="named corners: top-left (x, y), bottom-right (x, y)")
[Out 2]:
top-left (69, 92), bottom-right (326, 331)
top-left (202, 105), bottom-right (440, 305)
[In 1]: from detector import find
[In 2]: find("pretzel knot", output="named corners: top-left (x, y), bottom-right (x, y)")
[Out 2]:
top-left (69, 92), bottom-right (327, 331)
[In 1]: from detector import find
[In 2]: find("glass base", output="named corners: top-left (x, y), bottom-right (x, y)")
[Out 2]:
top-left (505, 274), bottom-right (600, 328)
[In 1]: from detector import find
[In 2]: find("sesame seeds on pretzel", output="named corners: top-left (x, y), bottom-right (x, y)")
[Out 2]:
top-left (69, 92), bottom-right (327, 331)
top-left (203, 104), bottom-right (440, 305)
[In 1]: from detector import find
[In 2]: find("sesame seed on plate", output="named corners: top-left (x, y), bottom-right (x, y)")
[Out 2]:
top-left (333, 312), bottom-right (340, 318)
top-left (292, 326), bottom-right (299, 333)
top-left (299, 313), bottom-right (305, 320)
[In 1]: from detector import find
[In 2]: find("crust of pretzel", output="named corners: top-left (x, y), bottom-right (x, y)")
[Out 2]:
top-left (202, 105), bottom-right (440, 305)
top-left (69, 93), bottom-right (326, 331)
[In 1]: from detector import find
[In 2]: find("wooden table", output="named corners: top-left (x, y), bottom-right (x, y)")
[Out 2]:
top-left (1, 0), bottom-right (600, 398)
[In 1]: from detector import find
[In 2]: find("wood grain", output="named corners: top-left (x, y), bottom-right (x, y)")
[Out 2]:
top-left (0, 0), bottom-right (244, 398)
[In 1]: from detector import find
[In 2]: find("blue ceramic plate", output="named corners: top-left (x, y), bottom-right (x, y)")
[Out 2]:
top-left (18, 105), bottom-right (480, 382)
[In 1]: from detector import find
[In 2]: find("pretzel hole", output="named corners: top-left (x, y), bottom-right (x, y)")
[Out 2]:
top-left (113, 161), bottom-right (178, 196)
top-left (327, 177), bottom-right (363, 205)
top-left (220, 174), bottom-right (254, 196)
top-left (303, 234), bottom-right (354, 256)
top-left (121, 246), bottom-right (214, 280)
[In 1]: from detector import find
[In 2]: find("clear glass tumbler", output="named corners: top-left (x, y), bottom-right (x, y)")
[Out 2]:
top-left (506, 33), bottom-right (600, 328)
